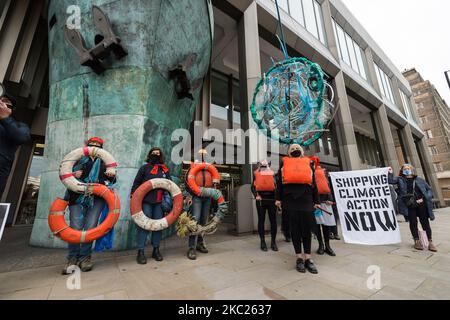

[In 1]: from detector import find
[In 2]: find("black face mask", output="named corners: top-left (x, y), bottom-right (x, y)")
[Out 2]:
top-left (149, 154), bottom-right (161, 164)
top-left (290, 150), bottom-right (302, 158)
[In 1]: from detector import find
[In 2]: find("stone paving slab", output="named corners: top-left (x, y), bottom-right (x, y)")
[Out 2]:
top-left (0, 210), bottom-right (450, 300)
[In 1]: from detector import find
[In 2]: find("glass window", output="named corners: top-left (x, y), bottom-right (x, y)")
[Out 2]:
top-left (278, 0), bottom-right (289, 12)
top-left (345, 33), bottom-right (358, 72)
top-left (336, 23), bottom-right (350, 65)
top-left (15, 143), bottom-right (45, 226)
top-left (303, 0), bottom-right (319, 40)
top-left (355, 47), bottom-right (368, 80)
top-left (289, 0), bottom-right (305, 26)
top-left (313, 0), bottom-right (326, 44)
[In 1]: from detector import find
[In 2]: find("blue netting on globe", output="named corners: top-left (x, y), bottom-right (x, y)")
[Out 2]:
top-left (251, 57), bottom-right (334, 146)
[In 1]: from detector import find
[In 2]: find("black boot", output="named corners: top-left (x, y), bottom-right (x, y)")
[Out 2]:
top-left (296, 258), bottom-right (306, 273)
top-left (260, 239), bottom-right (268, 252)
top-left (305, 259), bottom-right (318, 274)
top-left (196, 242), bottom-right (209, 254)
top-left (136, 250), bottom-right (147, 265)
top-left (325, 242), bottom-right (336, 257)
top-left (271, 239), bottom-right (278, 252)
top-left (187, 247), bottom-right (197, 260)
top-left (152, 247), bottom-right (163, 262)
top-left (317, 241), bottom-right (325, 255)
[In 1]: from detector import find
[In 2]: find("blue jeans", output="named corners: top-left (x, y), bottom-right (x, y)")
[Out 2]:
top-left (188, 197), bottom-right (211, 248)
top-left (68, 198), bottom-right (105, 261)
top-left (136, 203), bottom-right (164, 250)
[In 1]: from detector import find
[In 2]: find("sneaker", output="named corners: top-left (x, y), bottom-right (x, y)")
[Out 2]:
top-left (428, 241), bottom-right (438, 252)
top-left (187, 247), bottom-right (197, 260)
top-left (78, 256), bottom-right (94, 272)
top-left (136, 250), bottom-right (147, 265)
top-left (296, 258), bottom-right (306, 273)
top-left (305, 259), bottom-right (318, 274)
top-left (62, 258), bottom-right (78, 275)
top-left (414, 240), bottom-right (424, 251)
top-left (196, 243), bottom-right (209, 254)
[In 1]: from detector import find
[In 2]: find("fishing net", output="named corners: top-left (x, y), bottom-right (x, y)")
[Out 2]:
top-left (251, 57), bottom-right (335, 146)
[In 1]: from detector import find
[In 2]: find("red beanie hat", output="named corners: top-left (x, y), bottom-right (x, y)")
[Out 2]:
top-left (87, 137), bottom-right (104, 146)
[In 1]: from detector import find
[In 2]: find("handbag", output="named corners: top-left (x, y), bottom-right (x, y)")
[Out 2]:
top-left (419, 230), bottom-right (429, 249)
top-left (402, 180), bottom-right (418, 208)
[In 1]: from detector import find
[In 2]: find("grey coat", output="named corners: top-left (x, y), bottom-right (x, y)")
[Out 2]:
top-left (388, 173), bottom-right (435, 221)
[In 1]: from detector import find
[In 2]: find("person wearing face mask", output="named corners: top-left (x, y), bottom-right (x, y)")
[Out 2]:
top-left (184, 149), bottom-right (218, 260)
top-left (251, 159), bottom-right (278, 252)
top-left (388, 164), bottom-right (437, 252)
top-left (0, 93), bottom-right (31, 198)
top-left (276, 144), bottom-right (321, 274)
top-left (62, 137), bottom-right (117, 275)
top-left (131, 147), bottom-right (172, 264)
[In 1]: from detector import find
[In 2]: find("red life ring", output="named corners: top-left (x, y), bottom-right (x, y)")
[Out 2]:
top-left (186, 163), bottom-right (220, 197)
top-left (48, 184), bottom-right (121, 244)
top-left (130, 178), bottom-right (183, 231)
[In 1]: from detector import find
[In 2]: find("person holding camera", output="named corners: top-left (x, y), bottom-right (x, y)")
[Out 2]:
top-left (388, 164), bottom-right (437, 252)
top-left (0, 94), bottom-right (31, 197)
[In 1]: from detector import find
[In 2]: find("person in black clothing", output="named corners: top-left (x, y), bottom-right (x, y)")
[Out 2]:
top-left (281, 209), bottom-right (291, 242)
top-left (63, 137), bottom-right (116, 275)
top-left (251, 160), bottom-right (278, 252)
top-left (132, 147), bottom-right (172, 264)
top-left (276, 144), bottom-right (321, 274)
top-left (0, 94), bottom-right (31, 197)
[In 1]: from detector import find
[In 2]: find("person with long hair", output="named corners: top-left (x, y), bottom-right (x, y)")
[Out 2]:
top-left (388, 164), bottom-right (437, 252)
top-left (276, 144), bottom-right (321, 274)
top-left (131, 147), bottom-right (172, 264)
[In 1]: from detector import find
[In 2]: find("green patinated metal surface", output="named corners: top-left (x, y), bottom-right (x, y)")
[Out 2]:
top-left (30, 0), bottom-right (214, 250)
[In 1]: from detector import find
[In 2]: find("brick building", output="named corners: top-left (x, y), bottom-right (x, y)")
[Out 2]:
top-left (403, 68), bottom-right (450, 204)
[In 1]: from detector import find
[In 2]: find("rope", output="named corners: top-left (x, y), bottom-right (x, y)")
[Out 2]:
top-left (275, 0), bottom-right (289, 59)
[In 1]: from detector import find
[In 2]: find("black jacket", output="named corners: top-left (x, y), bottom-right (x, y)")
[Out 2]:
top-left (131, 164), bottom-right (172, 204)
top-left (0, 117), bottom-right (31, 178)
top-left (67, 158), bottom-right (116, 205)
top-left (275, 158), bottom-right (320, 212)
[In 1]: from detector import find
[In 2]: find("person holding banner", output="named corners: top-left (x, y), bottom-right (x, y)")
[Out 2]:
top-left (309, 157), bottom-right (336, 257)
top-left (252, 160), bottom-right (278, 252)
top-left (275, 144), bottom-right (321, 274)
top-left (388, 165), bottom-right (437, 252)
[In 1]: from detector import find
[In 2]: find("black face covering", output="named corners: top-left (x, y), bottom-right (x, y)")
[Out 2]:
top-left (149, 154), bottom-right (161, 164)
top-left (290, 150), bottom-right (302, 158)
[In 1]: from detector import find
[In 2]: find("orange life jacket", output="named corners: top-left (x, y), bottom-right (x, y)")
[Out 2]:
top-left (189, 163), bottom-right (214, 188)
top-left (254, 169), bottom-right (276, 192)
top-left (315, 166), bottom-right (331, 195)
top-left (282, 157), bottom-right (313, 185)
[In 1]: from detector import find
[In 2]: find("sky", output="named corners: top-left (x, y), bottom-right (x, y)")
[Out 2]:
top-left (341, 0), bottom-right (450, 104)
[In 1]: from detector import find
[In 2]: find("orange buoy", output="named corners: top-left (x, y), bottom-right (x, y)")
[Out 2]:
top-left (48, 184), bottom-right (120, 244)
top-left (130, 178), bottom-right (184, 231)
top-left (186, 163), bottom-right (220, 197)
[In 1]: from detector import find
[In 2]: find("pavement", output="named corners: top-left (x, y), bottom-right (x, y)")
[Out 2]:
top-left (0, 209), bottom-right (450, 300)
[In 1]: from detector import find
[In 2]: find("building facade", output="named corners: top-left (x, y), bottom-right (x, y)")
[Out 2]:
top-left (0, 0), bottom-right (445, 247)
top-left (403, 68), bottom-right (450, 205)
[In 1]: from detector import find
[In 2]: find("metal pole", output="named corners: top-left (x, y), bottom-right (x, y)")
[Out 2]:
top-left (445, 70), bottom-right (450, 90)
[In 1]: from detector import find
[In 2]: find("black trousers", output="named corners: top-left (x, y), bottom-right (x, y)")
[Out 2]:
top-left (289, 210), bottom-right (313, 255)
top-left (315, 224), bottom-right (331, 244)
top-left (281, 209), bottom-right (290, 238)
top-left (256, 200), bottom-right (277, 241)
top-left (408, 204), bottom-right (432, 241)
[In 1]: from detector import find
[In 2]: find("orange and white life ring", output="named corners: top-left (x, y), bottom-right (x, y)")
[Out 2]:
top-left (59, 147), bottom-right (118, 193)
top-left (186, 163), bottom-right (220, 197)
top-left (48, 184), bottom-right (121, 244)
top-left (130, 178), bottom-right (183, 231)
